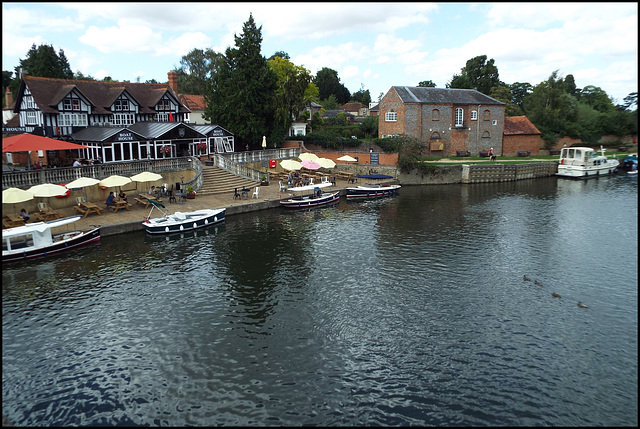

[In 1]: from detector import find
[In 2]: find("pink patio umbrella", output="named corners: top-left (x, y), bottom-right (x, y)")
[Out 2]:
top-left (301, 160), bottom-right (322, 170)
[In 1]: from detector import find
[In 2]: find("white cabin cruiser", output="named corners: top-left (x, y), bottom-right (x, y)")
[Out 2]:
top-left (557, 146), bottom-right (619, 178)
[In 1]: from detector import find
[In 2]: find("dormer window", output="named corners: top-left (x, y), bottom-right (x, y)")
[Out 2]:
top-left (157, 99), bottom-right (171, 111)
top-left (114, 99), bottom-right (129, 111)
top-left (63, 99), bottom-right (80, 111)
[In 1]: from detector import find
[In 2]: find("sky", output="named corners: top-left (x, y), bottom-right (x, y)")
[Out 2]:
top-left (2, 2), bottom-right (638, 106)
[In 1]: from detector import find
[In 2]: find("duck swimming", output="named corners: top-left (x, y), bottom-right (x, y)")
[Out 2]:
top-left (523, 275), bottom-right (531, 281)
top-left (534, 280), bottom-right (543, 286)
top-left (552, 293), bottom-right (561, 298)
top-left (578, 302), bottom-right (588, 308)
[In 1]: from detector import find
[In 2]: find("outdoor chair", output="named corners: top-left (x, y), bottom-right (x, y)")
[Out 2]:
top-left (252, 187), bottom-right (260, 199)
top-left (279, 181), bottom-right (287, 192)
top-left (234, 188), bottom-right (241, 200)
top-left (168, 189), bottom-right (176, 204)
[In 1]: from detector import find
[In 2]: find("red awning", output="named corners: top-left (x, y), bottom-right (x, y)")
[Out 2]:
top-left (2, 133), bottom-right (90, 153)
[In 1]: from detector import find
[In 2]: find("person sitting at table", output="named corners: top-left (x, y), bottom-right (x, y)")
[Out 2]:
top-left (118, 190), bottom-right (127, 202)
top-left (19, 208), bottom-right (30, 222)
top-left (148, 186), bottom-right (157, 197)
top-left (105, 192), bottom-right (116, 208)
top-left (287, 172), bottom-right (293, 186)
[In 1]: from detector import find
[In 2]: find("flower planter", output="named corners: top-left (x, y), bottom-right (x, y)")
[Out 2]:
top-left (186, 193), bottom-right (196, 199)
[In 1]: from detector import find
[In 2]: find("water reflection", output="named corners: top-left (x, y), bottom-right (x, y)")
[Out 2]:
top-left (3, 175), bottom-right (637, 426)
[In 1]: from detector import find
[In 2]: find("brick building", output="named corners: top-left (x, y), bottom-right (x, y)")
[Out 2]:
top-left (502, 116), bottom-right (543, 156)
top-left (378, 86), bottom-right (505, 157)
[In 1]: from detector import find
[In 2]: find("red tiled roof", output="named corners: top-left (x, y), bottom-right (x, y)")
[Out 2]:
top-left (503, 116), bottom-right (541, 135)
top-left (179, 94), bottom-right (206, 111)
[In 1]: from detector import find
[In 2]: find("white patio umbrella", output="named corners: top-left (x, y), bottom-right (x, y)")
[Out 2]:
top-left (317, 158), bottom-right (336, 169)
top-left (99, 175), bottom-right (132, 188)
top-left (66, 177), bottom-right (100, 202)
top-left (2, 187), bottom-right (34, 204)
top-left (130, 171), bottom-right (162, 182)
top-left (262, 136), bottom-right (267, 149)
top-left (130, 171), bottom-right (163, 194)
top-left (337, 155), bottom-right (358, 162)
top-left (2, 187), bottom-right (35, 216)
top-left (280, 159), bottom-right (302, 171)
top-left (27, 183), bottom-right (68, 197)
top-left (28, 183), bottom-right (69, 209)
top-left (299, 152), bottom-right (319, 162)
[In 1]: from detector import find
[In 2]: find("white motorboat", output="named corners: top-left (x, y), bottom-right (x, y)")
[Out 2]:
top-left (346, 174), bottom-right (400, 199)
top-left (2, 216), bottom-right (100, 263)
top-left (556, 146), bottom-right (619, 178)
top-left (143, 199), bottom-right (225, 234)
top-left (280, 181), bottom-right (340, 209)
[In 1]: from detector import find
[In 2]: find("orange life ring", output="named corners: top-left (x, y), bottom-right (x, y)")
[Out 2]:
top-left (56, 184), bottom-right (71, 197)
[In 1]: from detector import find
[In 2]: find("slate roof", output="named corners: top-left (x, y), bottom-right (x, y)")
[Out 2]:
top-left (179, 94), bottom-right (206, 111)
top-left (392, 86), bottom-right (504, 105)
top-left (19, 75), bottom-right (190, 115)
top-left (503, 116), bottom-right (541, 135)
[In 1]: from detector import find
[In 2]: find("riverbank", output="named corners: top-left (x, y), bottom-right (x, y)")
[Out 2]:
top-left (49, 177), bottom-right (355, 237)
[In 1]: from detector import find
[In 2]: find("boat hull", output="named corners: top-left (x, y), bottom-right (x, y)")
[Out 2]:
top-left (143, 208), bottom-right (226, 234)
top-left (3, 227), bottom-right (100, 263)
top-left (346, 185), bottom-right (400, 199)
top-left (280, 191), bottom-right (341, 209)
top-left (556, 163), bottom-right (619, 178)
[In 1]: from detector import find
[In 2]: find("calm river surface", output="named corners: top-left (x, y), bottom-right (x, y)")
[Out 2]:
top-left (3, 175), bottom-right (637, 426)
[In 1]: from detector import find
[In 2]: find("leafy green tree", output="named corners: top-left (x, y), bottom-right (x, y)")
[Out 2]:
top-left (418, 80), bottom-right (437, 87)
top-left (314, 67), bottom-right (350, 104)
top-left (563, 74), bottom-right (578, 97)
top-left (205, 13), bottom-right (277, 147)
top-left (268, 56), bottom-right (313, 139)
top-left (176, 48), bottom-right (224, 95)
top-left (509, 82), bottom-right (533, 114)
top-left (448, 55), bottom-right (501, 95)
top-left (268, 51), bottom-right (290, 60)
top-left (18, 44), bottom-right (73, 79)
top-left (620, 92), bottom-right (637, 111)
top-left (359, 115), bottom-right (379, 137)
top-left (351, 85), bottom-right (371, 105)
top-left (320, 94), bottom-right (340, 110)
top-left (489, 85), bottom-right (523, 116)
top-left (523, 70), bottom-right (578, 145)
top-left (579, 85), bottom-right (615, 113)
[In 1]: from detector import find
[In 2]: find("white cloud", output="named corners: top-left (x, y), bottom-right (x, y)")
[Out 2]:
top-left (79, 24), bottom-right (164, 55)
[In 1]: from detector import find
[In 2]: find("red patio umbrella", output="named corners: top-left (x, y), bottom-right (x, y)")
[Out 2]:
top-left (2, 133), bottom-right (89, 152)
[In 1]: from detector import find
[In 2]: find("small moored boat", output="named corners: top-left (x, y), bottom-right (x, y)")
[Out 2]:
top-left (2, 216), bottom-right (100, 263)
top-left (556, 146), bottom-right (619, 178)
top-left (346, 174), bottom-right (400, 199)
top-left (143, 199), bottom-right (225, 234)
top-left (280, 181), bottom-right (340, 209)
top-left (620, 153), bottom-right (638, 175)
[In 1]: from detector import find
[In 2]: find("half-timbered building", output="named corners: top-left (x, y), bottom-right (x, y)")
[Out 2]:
top-left (6, 75), bottom-right (235, 164)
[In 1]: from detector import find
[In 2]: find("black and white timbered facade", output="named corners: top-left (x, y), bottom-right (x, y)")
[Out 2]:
top-left (7, 75), bottom-right (234, 163)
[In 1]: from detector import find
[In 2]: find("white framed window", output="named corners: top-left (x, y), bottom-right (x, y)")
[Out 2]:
top-left (455, 108), bottom-right (464, 127)
top-left (112, 113), bottom-right (135, 126)
top-left (72, 99), bottom-right (80, 110)
top-left (24, 96), bottom-right (35, 109)
top-left (155, 113), bottom-right (170, 122)
top-left (114, 99), bottom-right (129, 111)
top-left (59, 113), bottom-right (88, 127)
top-left (25, 111), bottom-right (37, 125)
top-left (156, 99), bottom-right (171, 110)
top-left (385, 111), bottom-right (397, 122)
top-left (471, 110), bottom-right (477, 121)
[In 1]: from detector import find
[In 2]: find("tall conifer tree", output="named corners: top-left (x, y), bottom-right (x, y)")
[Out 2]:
top-left (205, 14), bottom-right (277, 147)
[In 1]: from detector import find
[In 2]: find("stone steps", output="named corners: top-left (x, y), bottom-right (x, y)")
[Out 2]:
top-left (197, 165), bottom-right (259, 196)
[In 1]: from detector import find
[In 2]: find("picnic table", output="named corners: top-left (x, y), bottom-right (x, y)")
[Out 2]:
top-left (36, 207), bottom-right (61, 221)
top-left (3, 214), bottom-right (26, 228)
top-left (134, 194), bottom-right (162, 209)
top-left (73, 201), bottom-right (102, 218)
top-left (110, 200), bottom-right (131, 213)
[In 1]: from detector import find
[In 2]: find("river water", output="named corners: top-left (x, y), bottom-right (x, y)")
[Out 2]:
top-left (2, 175), bottom-right (637, 426)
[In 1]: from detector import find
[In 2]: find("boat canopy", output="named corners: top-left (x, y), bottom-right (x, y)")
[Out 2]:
top-left (358, 174), bottom-right (394, 180)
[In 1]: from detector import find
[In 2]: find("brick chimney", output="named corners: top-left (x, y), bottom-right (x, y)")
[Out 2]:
top-left (168, 71), bottom-right (178, 93)
top-left (5, 87), bottom-right (13, 107)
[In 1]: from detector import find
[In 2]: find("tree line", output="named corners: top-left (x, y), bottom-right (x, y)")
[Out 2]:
top-left (3, 15), bottom-right (637, 148)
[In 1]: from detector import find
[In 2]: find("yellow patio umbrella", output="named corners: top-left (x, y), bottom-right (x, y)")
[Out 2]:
top-left (66, 177), bottom-right (100, 202)
top-left (317, 158), bottom-right (336, 169)
top-left (27, 183), bottom-right (68, 198)
top-left (280, 159), bottom-right (302, 171)
top-left (2, 187), bottom-right (34, 204)
top-left (337, 155), bottom-right (358, 162)
top-left (99, 175), bottom-right (132, 188)
top-left (299, 152), bottom-right (319, 162)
